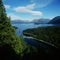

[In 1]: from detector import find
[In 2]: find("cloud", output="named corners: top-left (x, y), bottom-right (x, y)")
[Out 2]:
top-left (7, 13), bottom-right (24, 20)
top-left (26, 3), bottom-right (35, 10)
top-left (30, 11), bottom-right (42, 16)
top-left (13, 4), bottom-right (42, 16)
top-left (4, 5), bottom-right (11, 9)
top-left (30, 0), bottom-right (54, 8)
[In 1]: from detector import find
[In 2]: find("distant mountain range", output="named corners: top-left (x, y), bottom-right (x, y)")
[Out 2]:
top-left (48, 16), bottom-right (60, 24)
top-left (32, 18), bottom-right (50, 24)
top-left (11, 20), bottom-right (30, 24)
top-left (11, 19), bottom-right (50, 24)
top-left (11, 16), bottom-right (60, 24)
top-left (32, 16), bottom-right (60, 24)
top-left (11, 20), bottom-right (23, 24)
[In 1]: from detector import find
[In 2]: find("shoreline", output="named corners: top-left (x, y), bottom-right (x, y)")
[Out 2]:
top-left (23, 32), bottom-right (58, 48)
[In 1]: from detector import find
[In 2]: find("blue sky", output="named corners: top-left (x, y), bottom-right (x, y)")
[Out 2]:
top-left (3, 0), bottom-right (60, 21)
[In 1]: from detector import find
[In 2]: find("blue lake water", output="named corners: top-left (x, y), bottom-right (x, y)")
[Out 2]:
top-left (12, 23), bottom-right (59, 52)
top-left (12, 23), bottom-right (55, 36)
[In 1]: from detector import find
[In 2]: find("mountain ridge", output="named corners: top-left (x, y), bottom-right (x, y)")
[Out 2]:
top-left (32, 18), bottom-right (50, 24)
top-left (48, 16), bottom-right (60, 24)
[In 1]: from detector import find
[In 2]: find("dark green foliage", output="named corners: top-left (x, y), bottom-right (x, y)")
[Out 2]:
top-left (23, 26), bottom-right (60, 47)
top-left (0, 1), bottom-right (40, 60)
top-left (0, 0), bottom-right (30, 59)
top-left (0, 1), bottom-right (39, 60)
top-left (0, 0), bottom-right (11, 27)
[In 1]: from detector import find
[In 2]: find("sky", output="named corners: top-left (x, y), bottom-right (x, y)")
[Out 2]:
top-left (3, 0), bottom-right (60, 21)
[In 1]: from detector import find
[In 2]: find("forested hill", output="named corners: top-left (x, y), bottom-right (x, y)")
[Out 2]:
top-left (23, 26), bottom-right (60, 48)
top-left (0, 0), bottom-right (29, 59)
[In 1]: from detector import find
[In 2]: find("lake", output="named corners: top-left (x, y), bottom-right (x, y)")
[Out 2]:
top-left (12, 23), bottom-right (55, 36)
top-left (12, 23), bottom-right (59, 52)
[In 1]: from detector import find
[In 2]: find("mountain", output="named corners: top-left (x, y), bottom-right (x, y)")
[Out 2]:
top-left (11, 20), bottom-right (31, 24)
top-left (48, 16), bottom-right (60, 24)
top-left (32, 18), bottom-right (50, 24)
top-left (11, 20), bottom-right (24, 24)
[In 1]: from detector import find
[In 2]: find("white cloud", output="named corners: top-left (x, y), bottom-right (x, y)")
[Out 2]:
top-left (7, 13), bottom-right (24, 20)
top-left (30, 0), bottom-right (54, 8)
top-left (13, 4), bottom-right (42, 16)
top-left (31, 11), bottom-right (42, 16)
top-left (4, 5), bottom-right (11, 9)
top-left (26, 3), bottom-right (35, 10)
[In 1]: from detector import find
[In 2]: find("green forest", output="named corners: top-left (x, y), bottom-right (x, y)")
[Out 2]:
top-left (23, 26), bottom-right (60, 48)
top-left (0, 0), bottom-right (38, 60)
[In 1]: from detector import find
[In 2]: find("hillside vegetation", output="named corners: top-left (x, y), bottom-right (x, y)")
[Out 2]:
top-left (0, 0), bottom-right (37, 60)
top-left (23, 26), bottom-right (60, 47)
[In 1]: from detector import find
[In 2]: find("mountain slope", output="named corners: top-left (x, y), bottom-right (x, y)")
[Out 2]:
top-left (32, 18), bottom-right (50, 24)
top-left (48, 16), bottom-right (60, 24)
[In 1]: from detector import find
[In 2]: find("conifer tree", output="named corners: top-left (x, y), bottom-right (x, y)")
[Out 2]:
top-left (0, 0), bottom-right (28, 56)
top-left (0, 0), bottom-right (15, 42)
top-left (0, 0), bottom-right (11, 28)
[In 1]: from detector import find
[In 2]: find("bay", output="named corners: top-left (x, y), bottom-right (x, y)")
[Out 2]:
top-left (12, 23), bottom-right (55, 36)
top-left (12, 23), bottom-right (60, 52)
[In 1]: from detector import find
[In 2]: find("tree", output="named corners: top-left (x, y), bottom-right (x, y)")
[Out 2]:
top-left (0, 0), bottom-right (28, 56)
